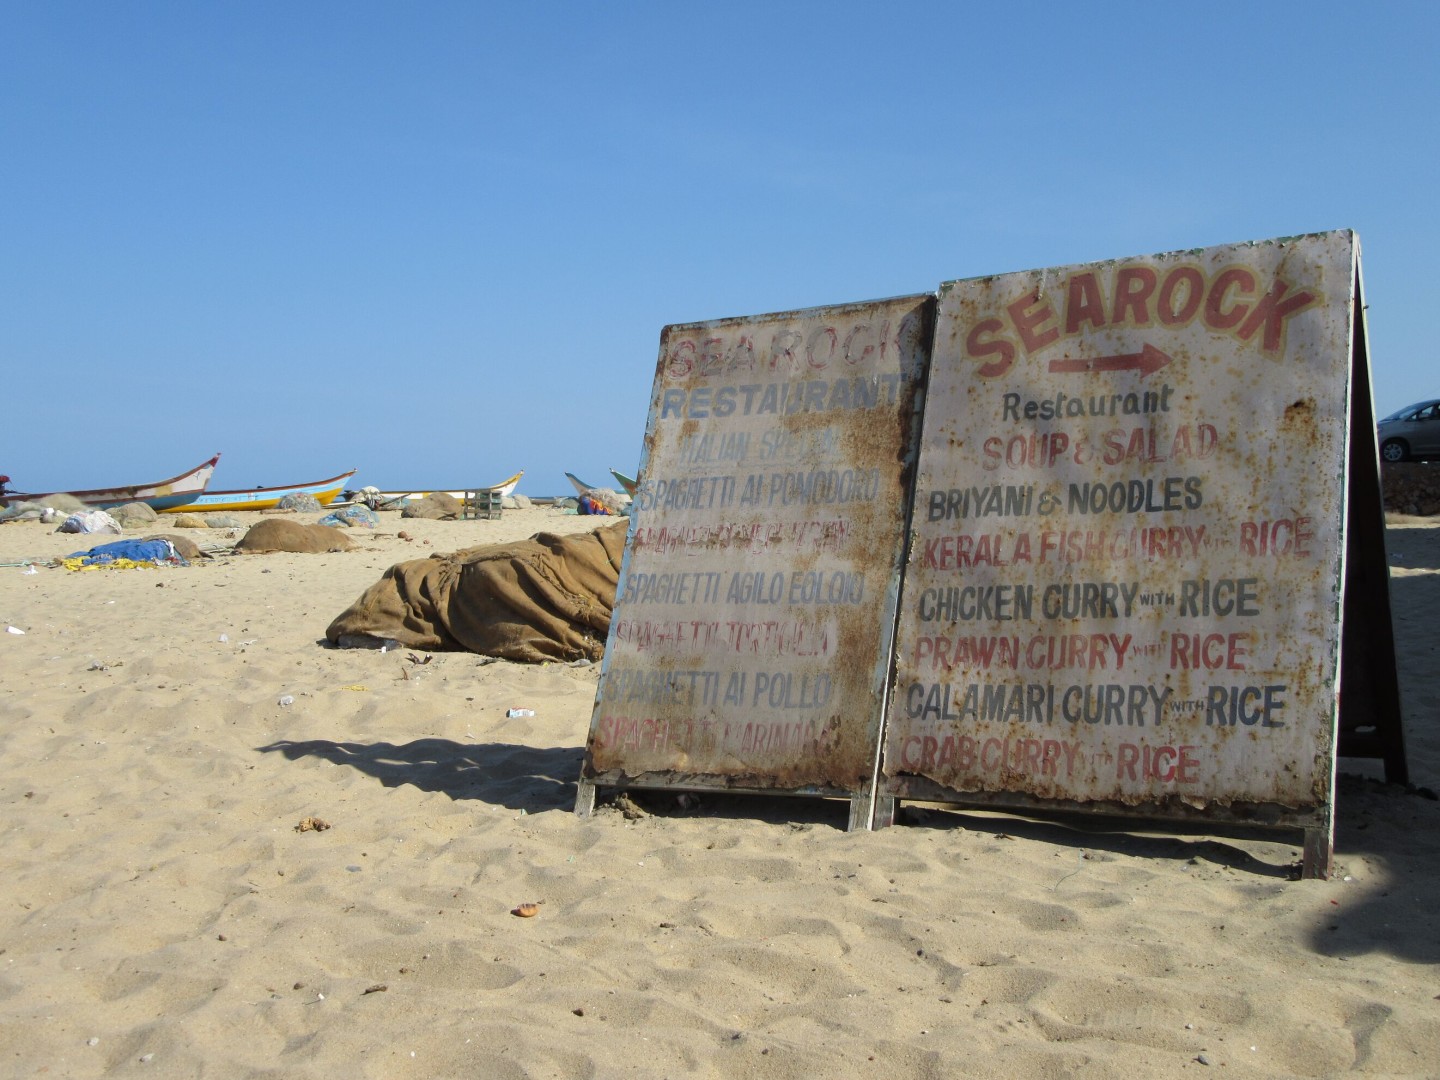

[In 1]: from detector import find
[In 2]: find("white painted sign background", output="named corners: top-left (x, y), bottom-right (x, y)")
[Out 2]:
top-left (884, 231), bottom-right (1359, 813)
top-left (583, 296), bottom-right (931, 798)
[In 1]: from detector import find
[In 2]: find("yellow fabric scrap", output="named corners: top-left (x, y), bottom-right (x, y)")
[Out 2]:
top-left (60, 557), bottom-right (161, 572)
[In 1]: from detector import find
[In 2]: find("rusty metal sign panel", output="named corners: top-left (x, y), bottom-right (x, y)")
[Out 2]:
top-left (882, 232), bottom-right (1362, 841)
top-left (579, 295), bottom-right (933, 820)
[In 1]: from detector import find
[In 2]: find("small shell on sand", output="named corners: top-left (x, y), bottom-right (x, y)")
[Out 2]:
top-left (511, 903), bottom-right (541, 918)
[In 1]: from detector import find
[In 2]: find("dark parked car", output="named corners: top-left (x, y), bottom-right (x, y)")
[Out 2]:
top-left (1378, 399), bottom-right (1440, 463)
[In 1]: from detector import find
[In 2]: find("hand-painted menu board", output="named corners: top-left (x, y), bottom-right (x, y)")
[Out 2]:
top-left (578, 296), bottom-right (933, 825)
top-left (882, 231), bottom-right (1381, 868)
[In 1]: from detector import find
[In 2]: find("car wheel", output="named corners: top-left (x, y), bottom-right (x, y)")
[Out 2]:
top-left (1381, 439), bottom-right (1409, 464)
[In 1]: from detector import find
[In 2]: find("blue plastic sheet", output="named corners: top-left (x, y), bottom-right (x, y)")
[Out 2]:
top-left (70, 539), bottom-right (186, 566)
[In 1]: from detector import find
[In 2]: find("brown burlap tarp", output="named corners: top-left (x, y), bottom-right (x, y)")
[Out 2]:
top-left (1383, 462), bottom-right (1440, 516)
top-left (143, 534), bottom-right (206, 561)
top-left (236, 519), bottom-right (359, 554)
top-left (401, 493), bottom-right (462, 520)
top-left (325, 522), bottom-right (627, 662)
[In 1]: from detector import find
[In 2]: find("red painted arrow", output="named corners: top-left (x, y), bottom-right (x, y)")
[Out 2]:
top-left (1048, 343), bottom-right (1171, 377)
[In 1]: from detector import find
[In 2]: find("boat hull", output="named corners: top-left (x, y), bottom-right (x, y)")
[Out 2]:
top-left (565, 472), bottom-right (599, 496)
top-left (375, 471), bottom-right (523, 504)
top-left (159, 470), bottom-right (357, 514)
top-left (1, 455), bottom-right (222, 511)
top-left (609, 469), bottom-right (637, 497)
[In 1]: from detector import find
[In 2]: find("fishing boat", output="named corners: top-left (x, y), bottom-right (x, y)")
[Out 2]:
top-left (0, 454), bottom-right (222, 512)
top-left (159, 469), bottom-right (357, 514)
top-left (609, 468), bottom-right (638, 497)
top-left (565, 471), bottom-right (600, 496)
top-left (569, 470), bottom-right (633, 498)
top-left (373, 470), bottom-right (524, 506)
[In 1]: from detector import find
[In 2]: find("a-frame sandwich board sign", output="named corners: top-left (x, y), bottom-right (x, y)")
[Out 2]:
top-left (878, 231), bottom-right (1404, 878)
top-left (1335, 266), bottom-right (1407, 790)
top-left (576, 295), bottom-right (934, 828)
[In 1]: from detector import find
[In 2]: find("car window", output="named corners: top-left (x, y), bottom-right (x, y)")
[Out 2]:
top-left (1382, 402), bottom-right (1432, 421)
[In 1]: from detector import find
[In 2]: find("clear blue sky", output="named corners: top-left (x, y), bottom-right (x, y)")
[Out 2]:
top-left (3, 2), bottom-right (1436, 496)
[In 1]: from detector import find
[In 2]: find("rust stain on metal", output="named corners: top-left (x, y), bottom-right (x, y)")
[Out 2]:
top-left (883, 232), bottom-right (1356, 820)
top-left (1281, 398), bottom-right (1316, 433)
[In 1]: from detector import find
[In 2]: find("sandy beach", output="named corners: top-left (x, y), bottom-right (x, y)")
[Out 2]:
top-left (1, 506), bottom-right (1437, 1078)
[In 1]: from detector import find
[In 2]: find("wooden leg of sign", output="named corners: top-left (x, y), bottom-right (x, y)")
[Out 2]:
top-left (1301, 824), bottom-right (1333, 880)
top-left (846, 794), bottom-right (873, 832)
top-left (574, 780), bottom-right (597, 819)
top-left (871, 796), bottom-right (897, 830)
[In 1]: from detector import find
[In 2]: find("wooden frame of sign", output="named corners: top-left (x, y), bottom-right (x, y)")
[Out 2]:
top-left (878, 231), bottom-right (1404, 879)
top-left (576, 295), bottom-right (934, 829)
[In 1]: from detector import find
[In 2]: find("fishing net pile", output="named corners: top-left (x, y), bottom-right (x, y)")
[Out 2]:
top-left (277, 493), bottom-right (323, 512)
top-left (326, 522), bottom-right (627, 663)
top-left (0, 493), bottom-right (86, 523)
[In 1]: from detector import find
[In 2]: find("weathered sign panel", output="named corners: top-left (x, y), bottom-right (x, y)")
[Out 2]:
top-left (881, 231), bottom-right (1377, 871)
top-left (578, 296), bottom-right (934, 826)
